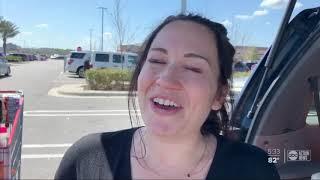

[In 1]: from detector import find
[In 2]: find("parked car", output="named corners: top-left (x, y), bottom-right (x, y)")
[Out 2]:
top-left (245, 62), bottom-right (258, 70)
top-left (39, 55), bottom-right (48, 61)
top-left (0, 58), bottom-right (10, 76)
top-left (54, 56), bottom-right (66, 60)
top-left (9, 53), bottom-right (28, 61)
top-left (233, 61), bottom-right (250, 72)
top-left (88, 51), bottom-right (138, 69)
top-left (26, 54), bottom-right (35, 61)
top-left (65, 51), bottom-right (91, 77)
top-left (231, 2), bottom-right (320, 179)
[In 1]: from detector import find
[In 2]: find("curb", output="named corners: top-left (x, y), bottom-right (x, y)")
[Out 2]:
top-left (56, 84), bottom-right (133, 97)
top-left (55, 84), bottom-right (242, 98)
top-left (57, 89), bottom-right (129, 97)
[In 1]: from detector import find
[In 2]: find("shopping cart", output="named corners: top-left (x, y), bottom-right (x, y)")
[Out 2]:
top-left (0, 91), bottom-right (24, 180)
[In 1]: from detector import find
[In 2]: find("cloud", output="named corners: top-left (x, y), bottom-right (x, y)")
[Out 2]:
top-left (221, 20), bottom-right (232, 27)
top-left (103, 32), bottom-right (112, 39)
top-left (21, 31), bottom-right (33, 35)
top-left (260, 0), bottom-right (303, 10)
top-left (265, 22), bottom-right (271, 25)
top-left (235, 15), bottom-right (253, 20)
top-left (295, 2), bottom-right (303, 9)
top-left (253, 9), bottom-right (268, 16)
top-left (235, 9), bottom-right (268, 20)
top-left (35, 24), bottom-right (49, 29)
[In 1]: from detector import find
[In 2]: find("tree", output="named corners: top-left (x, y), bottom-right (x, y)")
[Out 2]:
top-left (0, 19), bottom-right (20, 55)
top-left (242, 47), bottom-right (259, 61)
top-left (109, 0), bottom-right (139, 90)
top-left (110, 0), bottom-right (138, 65)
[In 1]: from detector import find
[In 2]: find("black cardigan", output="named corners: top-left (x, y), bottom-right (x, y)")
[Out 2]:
top-left (55, 127), bottom-right (280, 180)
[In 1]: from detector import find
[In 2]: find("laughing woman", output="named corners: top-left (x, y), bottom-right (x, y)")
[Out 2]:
top-left (55, 14), bottom-right (280, 180)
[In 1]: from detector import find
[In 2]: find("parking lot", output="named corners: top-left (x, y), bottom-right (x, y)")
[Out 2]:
top-left (2, 60), bottom-right (135, 179)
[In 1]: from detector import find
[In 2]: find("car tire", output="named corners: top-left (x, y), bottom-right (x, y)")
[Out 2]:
top-left (78, 67), bottom-right (85, 78)
top-left (5, 67), bottom-right (10, 76)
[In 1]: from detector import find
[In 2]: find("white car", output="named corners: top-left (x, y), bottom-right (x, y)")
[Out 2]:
top-left (88, 51), bottom-right (138, 71)
top-left (65, 51), bottom-right (91, 77)
top-left (0, 58), bottom-right (10, 76)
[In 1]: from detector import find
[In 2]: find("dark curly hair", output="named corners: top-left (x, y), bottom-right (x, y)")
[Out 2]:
top-left (127, 13), bottom-right (235, 137)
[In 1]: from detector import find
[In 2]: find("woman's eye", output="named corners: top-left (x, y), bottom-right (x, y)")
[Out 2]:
top-left (148, 59), bottom-right (166, 64)
top-left (185, 67), bottom-right (202, 73)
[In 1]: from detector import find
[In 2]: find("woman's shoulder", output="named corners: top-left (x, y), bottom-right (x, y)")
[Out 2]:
top-left (212, 135), bottom-right (280, 179)
top-left (72, 127), bottom-right (137, 154)
top-left (217, 134), bottom-right (268, 160)
top-left (55, 128), bottom-right (138, 179)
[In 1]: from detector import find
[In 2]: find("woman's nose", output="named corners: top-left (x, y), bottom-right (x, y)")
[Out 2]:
top-left (155, 64), bottom-right (181, 90)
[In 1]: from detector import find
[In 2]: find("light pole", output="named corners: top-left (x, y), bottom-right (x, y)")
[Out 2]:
top-left (89, 29), bottom-right (93, 51)
top-left (97, 7), bottom-right (107, 51)
top-left (181, 0), bottom-right (187, 14)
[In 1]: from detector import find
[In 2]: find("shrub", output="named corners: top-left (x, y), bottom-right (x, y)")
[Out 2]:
top-left (85, 68), bottom-right (133, 91)
top-left (5, 55), bottom-right (23, 62)
top-left (233, 71), bottom-right (251, 78)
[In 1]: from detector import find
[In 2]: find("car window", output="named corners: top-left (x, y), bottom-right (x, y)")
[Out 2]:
top-left (95, 54), bottom-right (109, 62)
top-left (112, 54), bottom-right (124, 63)
top-left (306, 78), bottom-right (320, 126)
top-left (128, 55), bottom-right (137, 64)
top-left (70, 53), bottom-right (86, 59)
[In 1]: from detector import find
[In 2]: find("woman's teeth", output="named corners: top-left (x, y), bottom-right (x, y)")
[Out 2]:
top-left (153, 98), bottom-right (179, 108)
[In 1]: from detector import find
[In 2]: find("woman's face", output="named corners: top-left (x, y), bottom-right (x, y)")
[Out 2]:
top-left (137, 20), bottom-right (224, 137)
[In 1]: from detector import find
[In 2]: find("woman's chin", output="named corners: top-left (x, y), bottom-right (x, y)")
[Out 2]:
top-left (147, 120), bottom-right (178, 137)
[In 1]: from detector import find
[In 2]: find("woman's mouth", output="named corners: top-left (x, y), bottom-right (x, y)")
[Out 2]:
top-left (149, 97), bottom-right (183, 115)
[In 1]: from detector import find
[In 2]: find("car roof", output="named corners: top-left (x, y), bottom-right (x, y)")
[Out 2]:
top-left (70, 51), bottom-right (91, 54)
top-left (91, 51), bottom-right (138, 56)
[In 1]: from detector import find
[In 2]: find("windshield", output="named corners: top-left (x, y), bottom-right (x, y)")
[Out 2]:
top-left (1, 0), bottom-right (319, 179)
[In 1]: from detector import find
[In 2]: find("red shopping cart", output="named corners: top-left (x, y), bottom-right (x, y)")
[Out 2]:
top-left (0, 91), bottom-right (24, 180)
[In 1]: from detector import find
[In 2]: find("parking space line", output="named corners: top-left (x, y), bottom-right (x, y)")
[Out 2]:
top-left (25, 110), bottom-right (140, 113)
top-left (23, 144), bottom-right (72, 148)
top-left (22, 154), bottom-right (64, 159)
top-left (24, 113), bottom-right (135, 117)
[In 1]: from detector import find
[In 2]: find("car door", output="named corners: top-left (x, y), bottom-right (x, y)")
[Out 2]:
top-left (231, 2), bottom-right (320, 179)
top-left (127, 55), bottom-right (138, 70)
top-left (111, 54), bottom-right (124, 68)
top-left (94, 53), bottom-right (110, 68)
top-left (0, 59), bottom-right (5, 74)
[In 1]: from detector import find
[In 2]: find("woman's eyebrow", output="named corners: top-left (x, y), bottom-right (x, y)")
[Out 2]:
top-left (150, 47), bottom-right (167, 54)
top-left (150, 48), bottom-right (209, 63)
top-left (184, 53), bottom-right (209, 63)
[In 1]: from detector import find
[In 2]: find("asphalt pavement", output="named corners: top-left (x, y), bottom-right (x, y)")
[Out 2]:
top-left (1, 60), bottom-right (137, 179)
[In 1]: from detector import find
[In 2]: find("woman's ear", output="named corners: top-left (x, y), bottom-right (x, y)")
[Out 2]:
top-left (211, 85), bottom-right (229, 111)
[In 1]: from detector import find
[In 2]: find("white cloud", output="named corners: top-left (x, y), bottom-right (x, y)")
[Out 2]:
top-left (235, 8), bottom-right (268, 21)
top-left (253, 9), bottom-right (268, 16)
top-left (260, 0), bottom-right (303, 10)
top-left (35, 24), bottom-right (48, 29)
top-left (235, 15), bottom-right (253, 20)
top-left (221, 20), bottom-right (232, 27)
top-left (265, 22), bottom-right (271, 25)
top-left (103, 32), bottom-right (112, 39)
top-left (295, 2), bottom-right (303, 9)
top-left (21, 31), bottom-right (33, 35)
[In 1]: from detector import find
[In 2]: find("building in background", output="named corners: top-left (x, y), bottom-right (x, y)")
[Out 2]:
top-left (117, 43), bottom-right (141, 54)
top-left (234, 46), bottom-right (268, 62)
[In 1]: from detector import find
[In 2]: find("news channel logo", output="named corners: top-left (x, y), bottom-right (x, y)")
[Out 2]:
top-left (287, 150), bottom-right (311, 161)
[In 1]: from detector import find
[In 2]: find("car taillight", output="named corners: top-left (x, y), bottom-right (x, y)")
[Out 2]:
top-left (68, 59), bottom-right (74, 65)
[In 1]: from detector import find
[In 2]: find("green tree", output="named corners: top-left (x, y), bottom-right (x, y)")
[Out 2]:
top-left (0, 19), bottom-right (20, 55)
top-left (242, 47), bottom-right (259, 61)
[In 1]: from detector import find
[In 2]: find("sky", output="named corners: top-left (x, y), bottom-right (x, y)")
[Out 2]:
top-left (0, 0), bottom-right (319, 51)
